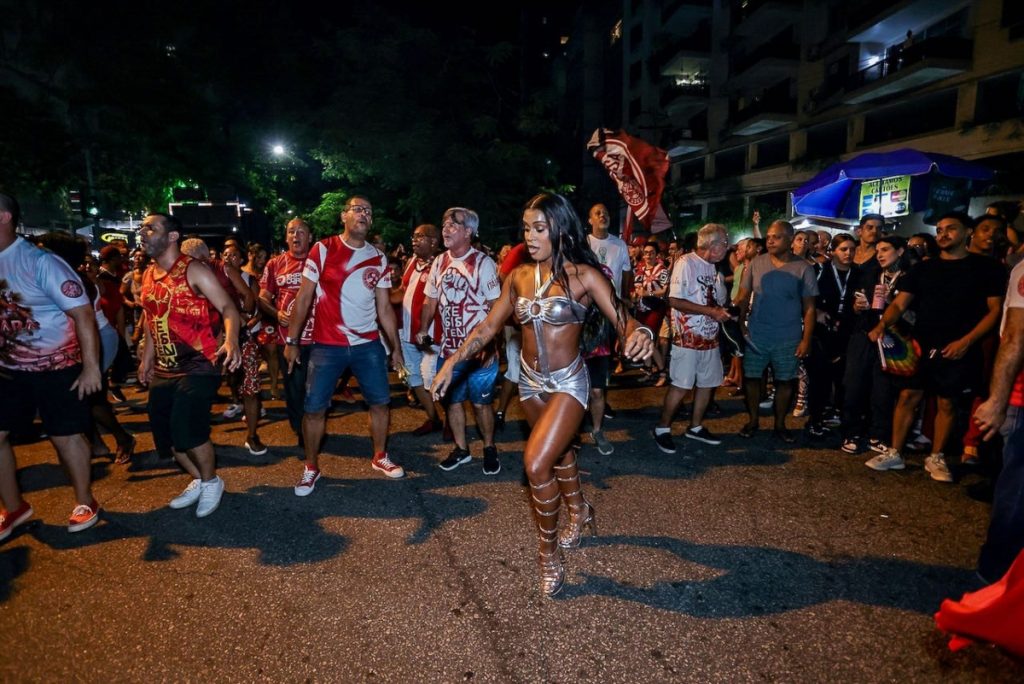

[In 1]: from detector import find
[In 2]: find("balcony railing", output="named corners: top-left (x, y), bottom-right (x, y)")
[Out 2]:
top-left (846, 36), bottom-right (972, 91)
top-left (731, 94), bottom-right (797, 126)
top-left (660, 81), bottom-right (711, 108)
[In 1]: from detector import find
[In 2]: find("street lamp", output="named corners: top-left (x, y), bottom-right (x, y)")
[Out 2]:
top-left (271, 144), bottom-right (286, 157)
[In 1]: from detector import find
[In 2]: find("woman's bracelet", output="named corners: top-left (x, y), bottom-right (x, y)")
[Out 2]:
top-left (635, 326), bottom-right (655, 340)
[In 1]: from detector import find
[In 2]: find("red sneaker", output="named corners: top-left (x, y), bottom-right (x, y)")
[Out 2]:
top-left (371, 452), bottom-right (405, 479)
top-left (0, 501), bottom-right (34, 542)
top-left (412, 418), bottom-right (441, 436)
top-left (68, 499), bottom-right (101, 533)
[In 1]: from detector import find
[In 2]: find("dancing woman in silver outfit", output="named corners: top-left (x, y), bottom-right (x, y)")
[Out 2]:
top-left (433, 193), bottom-right (654, 596)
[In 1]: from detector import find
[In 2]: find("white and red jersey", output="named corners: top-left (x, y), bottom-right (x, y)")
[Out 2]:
top-left (303, 235), bottom-right (390, 346)
top-left (0, 236), bottom-right (91, 371)
top-left (424, 247), bottom-right (500, 358)
top-left (401, 255), bottom-right (441, 344)
top-left (669, 251), bottom-right (726, 350)
top-left (261, 251), bottom-right (315, 345)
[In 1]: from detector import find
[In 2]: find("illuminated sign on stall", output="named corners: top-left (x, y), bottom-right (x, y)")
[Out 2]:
top-left (860, 175), bottom-right (911, 217)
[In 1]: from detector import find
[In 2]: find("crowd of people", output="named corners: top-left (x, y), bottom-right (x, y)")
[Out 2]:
top-left (2, 188), bottom-right (1023, 600)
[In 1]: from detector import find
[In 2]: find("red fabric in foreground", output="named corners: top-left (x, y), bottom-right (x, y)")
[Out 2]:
top-left (934, 548), bottom-right (1024, 656)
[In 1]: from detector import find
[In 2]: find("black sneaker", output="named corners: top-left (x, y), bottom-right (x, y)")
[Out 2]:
top-left (439, 447), bottom-right (472, 471)
top-left (806, 423), bottom-right (829, 439)
top-left (705, 401), bottom-right (723, 417)
top-left (685, 425), bottom-right (721, 445)
top-left (495, 411), bottom-right (506, 433)
top-left (652, 428), bottom-right (676, 454)
top-left (603, 405), bottom-right (616, 420)
top-left (482, 446), bottom-right (501, 475)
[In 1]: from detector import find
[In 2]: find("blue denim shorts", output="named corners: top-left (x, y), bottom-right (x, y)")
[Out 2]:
top-left (304, 342), bottom-right (391, 412)
top-left (399, 339), bottom-right (438, 389)
top-left (437, 357), bottom-right (498, 405)
top-left (742, 337), bottom-right (801, 381)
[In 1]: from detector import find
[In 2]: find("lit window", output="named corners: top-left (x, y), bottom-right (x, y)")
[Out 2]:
top-left (611, 19), bottom-right (622, 44)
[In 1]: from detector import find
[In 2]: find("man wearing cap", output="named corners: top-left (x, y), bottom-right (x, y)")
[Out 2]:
top-left (417, 207), bottom-right (502, 474)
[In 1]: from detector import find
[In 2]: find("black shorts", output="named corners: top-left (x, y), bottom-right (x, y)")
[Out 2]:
top-left (585, 356), bottom-right (610, 390)
top-left (148, 374), bottom-right (220, 453)
top-left (0, 365), bottom-right (93, 437)
top-left (901, 348), bottom-right (983, 399)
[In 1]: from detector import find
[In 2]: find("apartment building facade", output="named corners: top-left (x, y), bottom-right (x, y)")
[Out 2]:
top-left (618, 0), bottom-right (1024, 231)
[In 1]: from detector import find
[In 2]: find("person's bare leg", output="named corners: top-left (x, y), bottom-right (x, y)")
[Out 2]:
top-left (472, 403), bottom-right (495, 448)
top-left (447, 401), bottom-right (468, 451)
top-left (187, 441), bottom-right (217, 481)
top-left (50, 434), bottom-right (94, 506)
top-left (932, 397), bottom-right (957, 456)
top-left (589, 387), bottom-right (605, 433)
top-left (0, 433), bottom-right (24, 512)
top-left (172, 448), bottom-right (201, 479)
top-left (368, 404), bottom-right (390, 455)
top-left (691, 386), bottom-right (713, 428)
top-left (891, 390), bottom-right (923, 453)
top-left (657, 385), bottom-right (688, 429)
top-left (412, 386), bottom-right (438, 422)
top-left (302, 411), bottom-right (326, 469)
top-left (773, 380), bottom-right (795, 431)
top-left (242, 395), bottom-right (261, 443)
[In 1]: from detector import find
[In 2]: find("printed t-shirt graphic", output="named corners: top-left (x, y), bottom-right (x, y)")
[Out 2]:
top-left (303, 235), bottom-right (390, 346)
top-left (0, 236), bottom-right (90, 371)
top-left (261, 251), bottom-right (316, 344)
top-left (401, 255), bottom-right (441, 344)
top-left (139, 255), bottom-right (220, 377)
top-left (424, 247), bottom-right (500, 358)
top-left (670, 251), bottom-right (726, 350)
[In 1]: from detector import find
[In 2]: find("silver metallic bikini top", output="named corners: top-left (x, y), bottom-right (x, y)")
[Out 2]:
top-left (515, 265), bottom-right (588, 327)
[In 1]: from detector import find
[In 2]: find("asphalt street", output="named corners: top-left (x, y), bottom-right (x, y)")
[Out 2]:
top-left (1, 376), bottom-right (1021, 682)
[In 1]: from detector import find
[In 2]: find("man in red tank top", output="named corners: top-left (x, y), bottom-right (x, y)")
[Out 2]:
top-left (138, 212), bottom-right (242, 519)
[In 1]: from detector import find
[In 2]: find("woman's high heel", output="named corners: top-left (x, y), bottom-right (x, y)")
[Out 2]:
top-left (531, 477), bottom-right (565, 597)
top-left (559, 496), bottom-right (597, 549)
top-left (554, 454), bottom-right (598, 549)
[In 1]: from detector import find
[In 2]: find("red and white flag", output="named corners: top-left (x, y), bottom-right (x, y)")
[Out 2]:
top-left (588, 128), bottom-right (671, 242)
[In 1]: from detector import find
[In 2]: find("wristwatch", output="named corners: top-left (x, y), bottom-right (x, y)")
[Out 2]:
top-left (285, 336), bottom-right (300, 346)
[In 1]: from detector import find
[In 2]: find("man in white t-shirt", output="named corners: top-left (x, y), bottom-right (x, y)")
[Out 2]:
top-left (0, 193), bottom-right (104, 540)
top-left (584, 203), bottom-right (632, 454)
top-left (284, 196), bottom-right (406, 495)
top-left (652, 224), bottom-right (730, 454)
top-left (417, 208), bottom-right (502, 474)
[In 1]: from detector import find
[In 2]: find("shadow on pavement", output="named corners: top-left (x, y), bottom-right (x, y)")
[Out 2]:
top-left (0, 546), bottom-right (31, 601)
top-left (559, 534), bottom-right (975, 616)
top-left (24, 470), bottom-right (490, 563)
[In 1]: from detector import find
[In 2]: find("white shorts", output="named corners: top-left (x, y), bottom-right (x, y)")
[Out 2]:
top-left (669, 345), bottom-right (723, 390)
top-left (504, 326), bottom-right (522, 383)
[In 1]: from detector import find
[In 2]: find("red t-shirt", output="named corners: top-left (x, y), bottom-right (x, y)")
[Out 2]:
top-left (261, 251), bottom-right (315, 345)
top-left (303, 235), bottom-right (390, 347)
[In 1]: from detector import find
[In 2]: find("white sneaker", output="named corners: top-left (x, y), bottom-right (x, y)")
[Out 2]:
top-left (866, 448), bottom-right (905, 471)
top-left (925, 453), bottom-right (953, 483)
top-left (792, 402), bottom-right (807, 418)
top-left (196, 477), bottom-right (225, 517)
top-left (222, 404), bottom-right (242, 420)
top-left (169, 479), bottom-right (202, 509)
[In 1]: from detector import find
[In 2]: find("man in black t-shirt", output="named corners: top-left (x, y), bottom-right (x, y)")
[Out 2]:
top-left (867, 212), bottom-right (1006, 481)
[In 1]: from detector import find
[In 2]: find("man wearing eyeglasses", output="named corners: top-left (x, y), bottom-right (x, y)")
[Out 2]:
top-left (284, 196), bottom-right (406, 496)
top-left (416, 208), bottom-right (502, 474)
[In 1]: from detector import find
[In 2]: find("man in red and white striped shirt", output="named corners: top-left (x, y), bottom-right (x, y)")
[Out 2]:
top-left (284, 197), bottom-right (406, 495)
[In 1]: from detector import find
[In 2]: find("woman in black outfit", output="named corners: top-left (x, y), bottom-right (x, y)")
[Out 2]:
top-left (839, 235), bottom-right (912, 455)
top-left (805, 234), bottom-right (857, 437)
